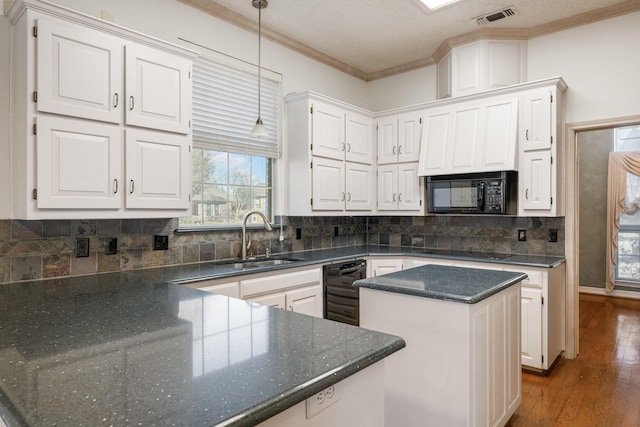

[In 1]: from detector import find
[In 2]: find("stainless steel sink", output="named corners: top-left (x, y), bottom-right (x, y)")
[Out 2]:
top-left (230, 258), bottom-right (301, 269)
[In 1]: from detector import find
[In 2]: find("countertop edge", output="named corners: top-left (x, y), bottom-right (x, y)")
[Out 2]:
top-left (223, 337), bottom-right (406, 427)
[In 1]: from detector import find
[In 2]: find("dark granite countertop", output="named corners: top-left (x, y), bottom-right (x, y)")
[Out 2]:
top-left (0, 277), bottom-right (405, 427)
top-left (354, 264), bottom-right (528, 303)
top-left (167, 245), bottom-right (564, 284)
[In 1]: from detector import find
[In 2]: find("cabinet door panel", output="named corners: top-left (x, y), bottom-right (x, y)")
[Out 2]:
top-left (398, 163), bottom-right (422, 211)
top-left (286, 285), bottom-right (323, 317)
top-left (312, 157), bottom-right (345, 210)
top-left (37, 17), bottom-right (123, 123)
top-left (125, 129), bottom-right (190, 209)
top-left (249, 293), bottom-right (286, 309)
top-left (346, 163), bottom-right (374, 211)
top-left (418, 110), bottom-right (451, 175)
top-left (450, 106), bottom-right (480, 173)
top-left (521, 287), bottom-right (543, 369)
top-left (37, 116), bottom-right (121, 209)
top-left (345, 112), bottom-right (374, 164)
top-left (311, 101), bottom-right (344, 160)
top-left (377, 165), bottom-right (398, 211)
top-left (522, 90), bottom-right (552, 151)
top-left (398, 112), bottom-right (422, 162)
top-left (377, 117), bottom-right (397, 164)
top-left (478, 99), bottom-right (518, 171)
top-left (125, 44), bottom-right (191, 134)
top-left (522, 151), bottom-right (552, 211)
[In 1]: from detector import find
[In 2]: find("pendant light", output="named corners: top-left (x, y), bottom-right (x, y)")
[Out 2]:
top-left (250, 0), bottom-right (269, 138)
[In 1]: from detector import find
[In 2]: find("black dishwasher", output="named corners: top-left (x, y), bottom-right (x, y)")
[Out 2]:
top-left (323, 260), bottom-right (367, 326)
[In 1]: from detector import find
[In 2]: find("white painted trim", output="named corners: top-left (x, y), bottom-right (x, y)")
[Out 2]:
top-left (579, 286), bottom-right (640, 300)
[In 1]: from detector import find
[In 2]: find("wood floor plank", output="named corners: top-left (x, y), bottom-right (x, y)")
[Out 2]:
top-left (506, 293), bottom-right (640, 426)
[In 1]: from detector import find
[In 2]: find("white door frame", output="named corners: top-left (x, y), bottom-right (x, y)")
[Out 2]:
top-left (564, 114), bottom-right (640, 359)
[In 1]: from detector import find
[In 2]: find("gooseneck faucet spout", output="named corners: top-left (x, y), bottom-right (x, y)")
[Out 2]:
top-left (241, 210), bottom-right (273, 260)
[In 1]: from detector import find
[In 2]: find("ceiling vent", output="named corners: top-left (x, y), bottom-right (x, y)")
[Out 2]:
top-left (475, 6), bottom-right (519, 25)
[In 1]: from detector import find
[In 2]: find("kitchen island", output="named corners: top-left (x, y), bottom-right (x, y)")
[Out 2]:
top-left (0, 275), bottom-right (404, 427)
top-left (355, 264), bottom-right (527, 427)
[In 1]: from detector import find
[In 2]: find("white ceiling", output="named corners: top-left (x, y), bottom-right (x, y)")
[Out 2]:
top-left (183, 0), bottom-right (640, 80)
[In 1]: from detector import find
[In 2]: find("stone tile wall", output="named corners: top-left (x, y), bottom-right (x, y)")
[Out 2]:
top-left (0, 215), bottom-right (563, 284)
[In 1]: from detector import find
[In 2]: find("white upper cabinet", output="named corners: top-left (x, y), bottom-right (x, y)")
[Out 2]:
top-left (125, 129), bottom-right (191, 210)
top-left (311, 101), bottom-right (345, 160)
top-left (125, 44), bottom-right (192, 134)
top-left (418, 95), bottom-right (517, 176)
top-left (36, 17), bottom-right (123, 124)
top-left (36, 115), bottom-right (121, 209)
top-left (448, 40), bottom-right (526, 98)
top-left (286, 93), bottom-right (375, 215)
top-left (345, 111), bottom-right (374, 164)
top-left (521, 89), bottom-right (553, 152)
top-left (377, 163), bottom-right (422, 212)
top-left (377, 112), bottom-right (422, 164)
top-left (8, 0), bottom-right (196, 219)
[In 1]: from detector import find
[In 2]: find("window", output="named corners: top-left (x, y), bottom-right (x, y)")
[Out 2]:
top-left (614, 126), bottom-right (640, 283)
top-left (180, 54), bottom-right (281, 228)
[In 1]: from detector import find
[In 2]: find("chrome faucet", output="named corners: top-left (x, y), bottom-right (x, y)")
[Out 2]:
top-left (241, 210), bottom-right (273, 260)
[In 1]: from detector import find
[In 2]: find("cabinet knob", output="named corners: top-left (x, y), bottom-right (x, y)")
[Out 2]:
top-left (288, 306), bottom-right (293, 311)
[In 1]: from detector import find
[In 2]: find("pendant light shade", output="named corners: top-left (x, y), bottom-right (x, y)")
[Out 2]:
top-left (250, 0), bottom-right (269, 138)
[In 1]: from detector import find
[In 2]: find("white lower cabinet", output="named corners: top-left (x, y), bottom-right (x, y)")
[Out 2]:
top-left (185, 266), bottom-right (323, 318)
top-left (360, 282), bottom-right (521, 427)
top-left (384, 256), bottom-right (565, 372)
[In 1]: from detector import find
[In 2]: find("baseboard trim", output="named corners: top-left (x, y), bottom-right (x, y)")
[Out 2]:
top-left (579, 286), bottom-right (640, 300)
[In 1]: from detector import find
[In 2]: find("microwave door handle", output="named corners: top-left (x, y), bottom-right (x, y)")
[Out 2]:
top-left (478, 182), bottom-right (486, 211)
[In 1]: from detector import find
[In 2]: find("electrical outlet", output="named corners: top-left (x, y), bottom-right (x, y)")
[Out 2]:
top-left (518, 229), bottom-right (527, 242)
top-left (296, 228), bottom-right (302, 240)
top-left (306, 384), bottom-right (340, 418)
top-left (153, 235), bottom-right (169, 251)
top-left (105, 238), bottom-right (118, 255)
top-left (334, 226), bottom-right (339, 237)
top-left (548, 229), bottom-right (558, 243)
top-left (76, 237), bottom-right (90, 258)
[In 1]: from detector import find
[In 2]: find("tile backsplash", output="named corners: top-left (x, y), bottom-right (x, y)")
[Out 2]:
top-left (0, 215), bottom-right (563, 284)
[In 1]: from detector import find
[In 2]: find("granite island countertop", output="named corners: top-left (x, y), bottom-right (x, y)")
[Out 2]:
top-left (0, 277), bottom-right (405, 427)
top-left (354, 264), bottom-right (528, 303)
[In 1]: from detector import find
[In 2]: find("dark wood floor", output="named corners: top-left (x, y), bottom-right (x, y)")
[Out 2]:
top-left (507, 293), bottom-right (640, 426)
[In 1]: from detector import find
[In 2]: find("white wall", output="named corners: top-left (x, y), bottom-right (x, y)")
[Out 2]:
top-left (366, 65), bottom-right (437, 112)
top-left (528, 11), bottom-right (640, 124)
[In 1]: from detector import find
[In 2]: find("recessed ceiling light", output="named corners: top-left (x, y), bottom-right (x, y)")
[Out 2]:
top-left (418, 0), bottom-right (462, 11)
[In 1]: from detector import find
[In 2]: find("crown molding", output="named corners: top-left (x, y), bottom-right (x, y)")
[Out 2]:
top-left (180, 0), bottom-right (640, 82)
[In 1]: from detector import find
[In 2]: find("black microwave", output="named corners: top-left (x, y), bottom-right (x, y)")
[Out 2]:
top-left (426, 171), bottom-right (517, 214)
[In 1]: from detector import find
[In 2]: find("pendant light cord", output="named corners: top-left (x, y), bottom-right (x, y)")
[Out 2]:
top-left (257, 3), bottom-right (262, 120)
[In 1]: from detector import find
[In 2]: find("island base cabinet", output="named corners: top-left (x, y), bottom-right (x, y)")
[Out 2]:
top-left (257, 360), bottom-right (385, 427)
top-left (360, 285), bottom-right (521, 427)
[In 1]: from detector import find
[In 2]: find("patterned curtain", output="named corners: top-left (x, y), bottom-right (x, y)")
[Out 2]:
top-left (606, 152), bottom-right (640, 291)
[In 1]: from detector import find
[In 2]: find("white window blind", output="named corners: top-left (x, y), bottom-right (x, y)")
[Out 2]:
top-left (192, 55), bottom-right (281, 158)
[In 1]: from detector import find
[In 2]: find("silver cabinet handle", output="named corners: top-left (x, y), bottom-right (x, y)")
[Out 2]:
top-left (347, 143), bottom-right (351, 152)
top-left (288, 306), bottom-right (293, 311)
top-left (341, 192), bottom-right (345, 201)
top-left (392, 146), bottom-right (396, 155)
top-left (399, 193), bottom-right (402, 202)
top-left (393, 193), bottom-right (397, 202)
top-left (129, 180), bottom-right (135, 194)
top-left (525, 189), bottom-right (529, 199)
top-left (113, 179), bottom-right (118, 194)
top-left (347, 192), bottom-right (352, 201)
top-left (129, 96), bottom-right (134, 111)
top-left (341, 142), bottom-right (345, 152)
top-left (526, 129), bottom-right (529, 141)
top-left (399, 145), bottom-right (402, 155)
top-left (113, 93), bottom-right (119, 108)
